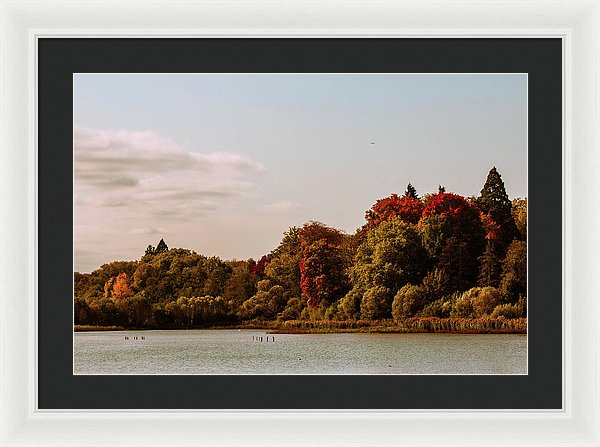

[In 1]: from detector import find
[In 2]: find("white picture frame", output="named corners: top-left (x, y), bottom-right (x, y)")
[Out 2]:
top-left (1, 1), bottom-right (598, 445)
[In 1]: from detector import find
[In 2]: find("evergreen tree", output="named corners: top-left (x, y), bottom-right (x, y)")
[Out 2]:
top-left (144, 245), bottom-right (155, 256)
top-left (155, 238), bottom-right (169, 254)
top-left (404, 183), bottom-right (419, 199)
top-left (478, 240), bottom-right (502, 287)
top-left (437, 237), bottom-right (478, 292)
top-left (476, 167), bottom-right (517, 253)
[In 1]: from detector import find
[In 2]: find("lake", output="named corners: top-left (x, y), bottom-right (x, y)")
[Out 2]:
top-left (74, 329), bottom-right (527, 375)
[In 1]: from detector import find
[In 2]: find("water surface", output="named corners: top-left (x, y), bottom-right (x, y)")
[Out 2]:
top-left (74, 329), bottom-right (527, 375)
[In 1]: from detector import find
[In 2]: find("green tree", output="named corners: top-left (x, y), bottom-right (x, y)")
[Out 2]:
top-left (264, 252), bottom-right (301, 298)
top-left (437, 237), bottom-right (479, 291)
top-left (419, 192), bottom-right (486, 264)
top-left (499, 240), bottom-right (527, 303)
top-left (478, 240), bottom-right (502, 287)
top-left (155, 238), bottom-right (169, 254)
top-left (351, 218), bottom-right (429, 297)
top-left (360, 285), bottom-right (392, 320)
top-left (458, 287), bottom-right (502, 317)
top-left (512, 198), bottom-right (527, 241)
top-left (392, 284), bottom-right (428, 320)
top-left (277, 297), bottom-right (305, 321)
top-left (222, 261), bottom-right (259, 312)
top-left (337, 288), bottom-right (363, 320)
top-left (421, 268), bottom-right (451, 301)
top-left (239, 281), bottom-right (287, 320)
top-left (476, 167), bottom-right (517, 253)
top-left (404, 182), bottom-right (419, 199)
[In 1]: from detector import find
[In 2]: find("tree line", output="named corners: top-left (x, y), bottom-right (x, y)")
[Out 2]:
top-left (74, 167), bottom-right (527, 329)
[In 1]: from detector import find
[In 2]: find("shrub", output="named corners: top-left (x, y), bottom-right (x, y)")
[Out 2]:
top-left (417, 298), bottom-right (451, 318)
top-left (277, 297), bottom-right (305, 321)
top-left (324, 302), bottom-right (339, 320)
top-left (337, 288), bottom-right (363, 320)
top-left (421, 268), bottom-right (451, 301)
top-left (450, 287), bottom-right (502, 318)
top-left (471, 287), bottom-right (502, 317)
top-left (491, 303), bottom-right (521, 319)
top-left (392, 284), bottom-right (428, 320)
top-left (451, 292), bottom-right (474, 318)
top-left (360, 285), bottom-right (392, 320)
top-left (239, 284), bottom-right (287, 320)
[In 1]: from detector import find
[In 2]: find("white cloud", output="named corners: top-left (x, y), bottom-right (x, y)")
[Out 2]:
top-left (130, 227), bottom-right (166, 235)
top-left (75, 125), bottom-right (265, 216)
top-left (260, 200), bottom-right (300, 213)
top-left (74, 125), bottom-right (267, 271)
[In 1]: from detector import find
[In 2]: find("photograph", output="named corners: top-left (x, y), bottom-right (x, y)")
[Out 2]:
top-left (73, 73), bottom-right (528, 375)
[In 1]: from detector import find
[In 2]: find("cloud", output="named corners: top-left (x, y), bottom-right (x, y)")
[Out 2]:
top-left (74, 125), bottom-right (268, 270)
top-left (74, 125), bottom-right (264, 183)
top-left (260, 200), bottom-right (300, 213)
top-left (130, 227), bottom-right (166, 235)
top-left (74, 125), bottom-right (265, 218)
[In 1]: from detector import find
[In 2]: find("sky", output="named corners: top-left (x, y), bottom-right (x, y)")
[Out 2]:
top-left (74, 74), bottom-right (527, 273)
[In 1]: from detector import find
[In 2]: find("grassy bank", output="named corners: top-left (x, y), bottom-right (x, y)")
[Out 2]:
top-left (74, 325), bottom-right (126, 332)
top-left (74, 318), bottom-right (526, 334)
top-left (272, 317), bottom-right (527, 334)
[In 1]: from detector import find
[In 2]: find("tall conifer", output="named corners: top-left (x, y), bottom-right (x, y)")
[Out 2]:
top-left (478, 240), bottom-right (502, 287)
top-left (155, 238), bottom-right (169, 254)
top-left (476, 167), bottom-right (517, 253)
top-left (404, 183), bottom-right (419, 199)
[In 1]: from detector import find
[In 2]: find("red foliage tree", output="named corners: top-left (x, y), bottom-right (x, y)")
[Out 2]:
top-left (299, 240), bottom-right (348, 308)
top-left (250, 255), bottom-right (269, 276)
top-left (419, 193), bottom-right (487, 289)
top-left (365, 194), bottom-right (424, 228)
top-left (296, 222), bottom-right (350, 308)
top-left (421, 192), bottom-right (487, 237)
top-left (298, 221), bottom-right (347, 249)
top-left (422, 192), bottom-right (472, 221)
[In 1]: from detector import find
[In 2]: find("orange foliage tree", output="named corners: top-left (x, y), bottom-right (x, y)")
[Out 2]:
top-left (111, 272), bottom-right (133, 300)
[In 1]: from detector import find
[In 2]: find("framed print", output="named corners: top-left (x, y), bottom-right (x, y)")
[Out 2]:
top-left (45, 38), bottom-right (562, 410)
top-left (1, 1), bottom-right (599, 446)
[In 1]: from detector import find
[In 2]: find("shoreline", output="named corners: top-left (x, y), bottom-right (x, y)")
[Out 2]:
top-left (75, 317), bottom-right (527, 334)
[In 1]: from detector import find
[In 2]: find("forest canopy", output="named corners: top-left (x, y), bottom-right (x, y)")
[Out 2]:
top-left (75, 167), bottom-right (527, 329)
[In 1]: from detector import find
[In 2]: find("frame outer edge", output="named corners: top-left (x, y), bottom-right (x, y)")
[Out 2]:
top-left (0, 0), bottom-right (599, 446)
top-left (1, 1), bottom-right (34, 445)
top-left (568, 3), bottom-right (600, 444)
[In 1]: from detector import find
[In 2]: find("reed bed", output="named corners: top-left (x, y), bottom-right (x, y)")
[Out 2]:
top-left (74, 325), bottom-right (126, 332)
top-left (74, 318), bottom-right (526, 334)
top-left (279, 317), bottom-right (526, 334)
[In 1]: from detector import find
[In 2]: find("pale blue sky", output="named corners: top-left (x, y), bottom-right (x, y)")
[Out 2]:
top-left (74, 74), bottom-right (527, 272)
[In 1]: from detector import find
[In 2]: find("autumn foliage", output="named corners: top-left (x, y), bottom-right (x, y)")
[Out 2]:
top-left (422, 192), bottom-right (475, 222)
top-left (111, 272), bottom-right (133, 300)
top-left (297, 222), bottom-right (350, 308)
top-left (74, 167), bottom-right (526, 330)
top-left (365, 194), bottom-right (424, 227)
